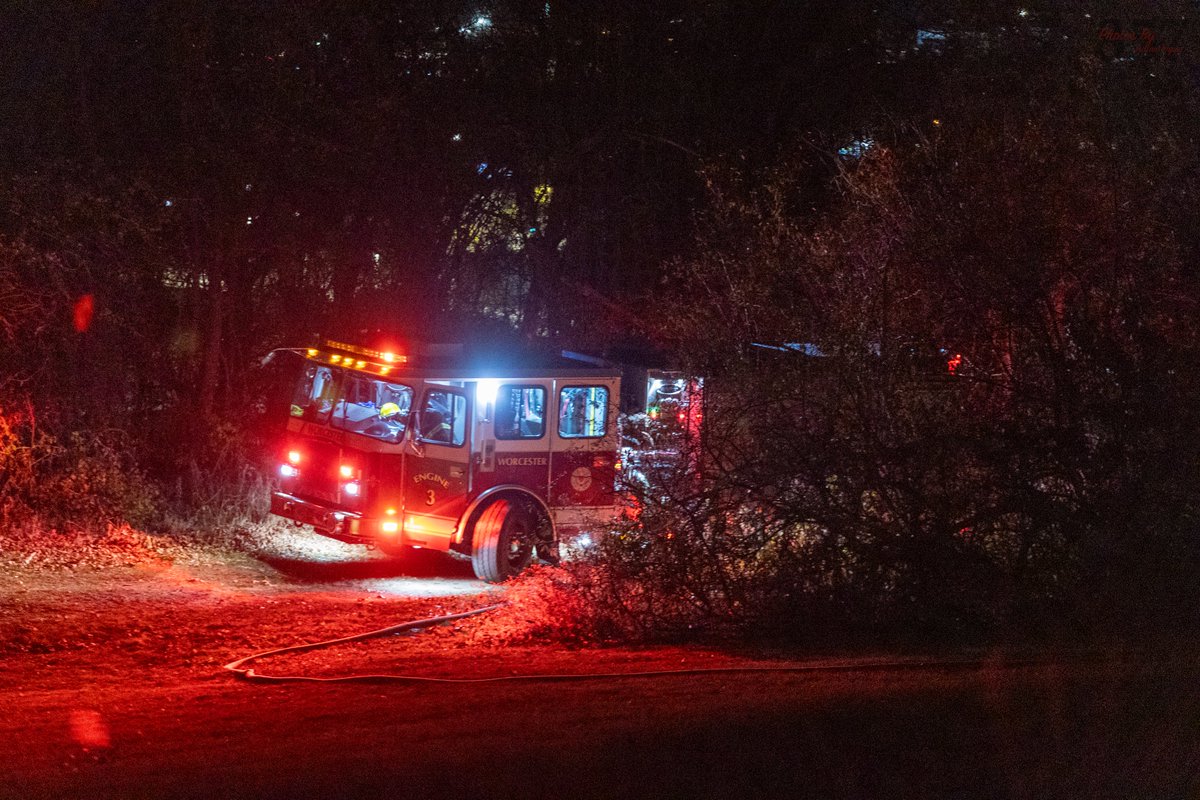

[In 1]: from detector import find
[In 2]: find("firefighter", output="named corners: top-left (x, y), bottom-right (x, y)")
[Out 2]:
top-left (420, 409), bottom-right (454, 443)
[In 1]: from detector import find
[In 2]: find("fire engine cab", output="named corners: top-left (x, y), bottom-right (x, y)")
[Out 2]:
top-left (270, 339), bottom-right (620, 582)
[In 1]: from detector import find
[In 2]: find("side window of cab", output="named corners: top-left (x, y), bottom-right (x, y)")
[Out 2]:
top-left (495, 384), bottom-right (546, 440)
top-left (418, 389), bottom-right (467, 446)
top-left (558, 386), bottom-right (609, 438)
top-left (290, 365), bottom-right (337, 423)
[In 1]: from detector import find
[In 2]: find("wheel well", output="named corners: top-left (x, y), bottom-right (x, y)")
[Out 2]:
top-left (456, 489), bottom-right (552, 555)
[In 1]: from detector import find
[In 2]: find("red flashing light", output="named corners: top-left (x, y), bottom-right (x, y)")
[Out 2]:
top-left (947, 353), bottom-right (962, 375)
top-left (287, 450), bottom-right (302, 465)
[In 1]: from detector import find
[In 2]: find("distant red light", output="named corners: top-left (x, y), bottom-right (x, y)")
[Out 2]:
top-left (947, 353), bottom-right (962, 375)
top-left (73, 294), bottom-right (95, 332)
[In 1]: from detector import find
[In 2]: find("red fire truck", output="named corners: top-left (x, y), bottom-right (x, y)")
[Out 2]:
top-left (270, 339), bottom-right (621, 582)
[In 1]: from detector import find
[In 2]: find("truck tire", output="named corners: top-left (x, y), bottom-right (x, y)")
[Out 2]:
top-left (470, 499), bottom-right (533, 582)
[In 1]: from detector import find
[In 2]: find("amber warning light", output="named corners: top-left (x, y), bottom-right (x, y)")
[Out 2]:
top-left (306, 341), bottom-right (408, 376)
top-left (322, 339), bottom-right (408, 364)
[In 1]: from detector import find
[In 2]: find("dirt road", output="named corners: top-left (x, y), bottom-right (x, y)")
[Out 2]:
top-left (1, 533), bottom-right (1197, 799)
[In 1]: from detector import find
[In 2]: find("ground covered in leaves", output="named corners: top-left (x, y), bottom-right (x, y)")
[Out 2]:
top-left (1, 525), bottom-right (1198, 799)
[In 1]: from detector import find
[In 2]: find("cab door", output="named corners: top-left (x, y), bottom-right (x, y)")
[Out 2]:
top-left (403, 384), bottom-right (471, 547)
top-left (477, 381), bottom-right (552, 500)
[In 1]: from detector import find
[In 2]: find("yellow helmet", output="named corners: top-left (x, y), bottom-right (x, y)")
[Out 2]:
top-left (379, 402), bottom-right (402, 420)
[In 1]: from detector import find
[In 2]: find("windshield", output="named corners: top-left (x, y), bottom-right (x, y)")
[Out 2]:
top-left (290, 364), bottom-right (413, 444)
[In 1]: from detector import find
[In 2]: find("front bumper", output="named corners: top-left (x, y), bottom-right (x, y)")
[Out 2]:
top-left (271, 491), bottom-right (365, 543)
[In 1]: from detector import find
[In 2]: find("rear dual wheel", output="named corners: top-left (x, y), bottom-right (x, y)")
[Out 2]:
top-left (470, 499), bottom-right (534, 583)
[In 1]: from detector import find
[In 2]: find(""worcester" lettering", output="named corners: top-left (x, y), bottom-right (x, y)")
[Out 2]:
top-left (498, 456), bottom-right (548, 467)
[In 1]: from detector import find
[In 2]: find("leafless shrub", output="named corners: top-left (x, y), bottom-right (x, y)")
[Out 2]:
top-left (576, 117), bottom-right (1200, 643)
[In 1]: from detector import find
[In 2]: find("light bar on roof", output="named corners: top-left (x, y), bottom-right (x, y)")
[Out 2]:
top-left (303, 340), bottom-right (409, 377)
top-left (322, 339), bottom-right (408, 365)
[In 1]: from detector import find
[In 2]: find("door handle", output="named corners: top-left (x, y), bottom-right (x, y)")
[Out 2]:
top-left (449, 466), bottom-right (465, 478)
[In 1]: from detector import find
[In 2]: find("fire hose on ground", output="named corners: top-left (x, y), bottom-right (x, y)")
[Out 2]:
top-left (223, 602), bottom-right (1067, 684)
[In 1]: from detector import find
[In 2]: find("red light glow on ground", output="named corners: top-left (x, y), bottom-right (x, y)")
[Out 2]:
top-left (68, 709), bottom-right (110, 749)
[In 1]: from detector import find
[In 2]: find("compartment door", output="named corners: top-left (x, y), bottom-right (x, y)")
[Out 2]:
top-left (550, 379), bottom-right (620, 508)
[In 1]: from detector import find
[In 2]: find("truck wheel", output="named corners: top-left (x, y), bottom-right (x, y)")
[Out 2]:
top-left (470, 499), bottom-right (533, 582)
